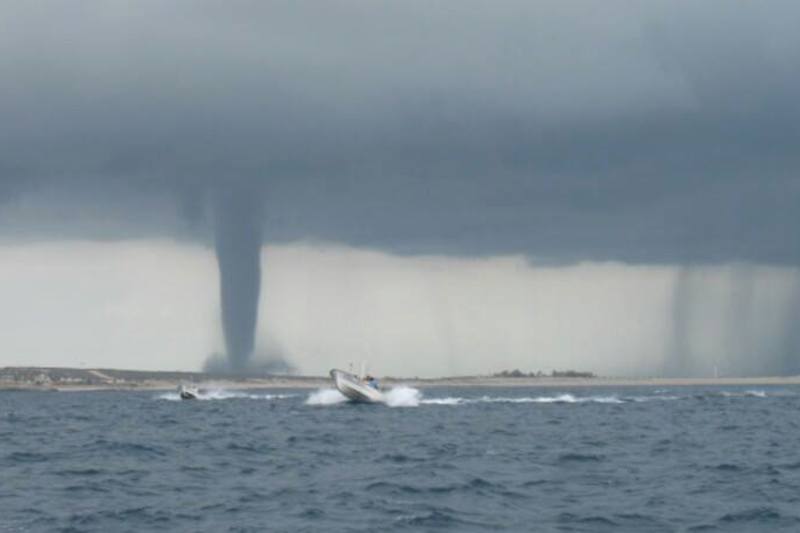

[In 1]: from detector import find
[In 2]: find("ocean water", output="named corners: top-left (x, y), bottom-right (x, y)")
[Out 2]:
top-left (2, 386), bottom-right (800, 532)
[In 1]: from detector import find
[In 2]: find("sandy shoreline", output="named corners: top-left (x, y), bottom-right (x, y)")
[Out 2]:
top-left (3, 375), bottom-right (800, 392)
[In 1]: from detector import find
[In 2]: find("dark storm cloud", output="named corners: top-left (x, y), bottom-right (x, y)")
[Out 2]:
top-left (1, 1), bottom-right (799, 375)
top-left (1, 0), bottom-right (799, 263)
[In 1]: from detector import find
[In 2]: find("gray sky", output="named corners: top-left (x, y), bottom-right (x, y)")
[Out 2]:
top-left (1, 1), bottom-right (799, 376)
top-left (1, 0), bottom-right (798, 262)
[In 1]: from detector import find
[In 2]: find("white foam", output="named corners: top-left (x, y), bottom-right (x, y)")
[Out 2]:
top-left (506, 394), bottom-right (624, 404)
top-left (721, 390), bottom-right (768, 398)
top-left (156, 389), bottom-right (295, 401)
top-left (586, 396), bottom-right (626, 404)
top-left (420, 397), bottom-right (464, 405)
top-left (628, 395), bottom-right (681, 402)
top-left (305, 388), bottom-right (348, 406)
top-left (384, 386), bottom-right (422, 407)
top-left (156, 392), bottom-right (182, 401)
top-left (415, 393), bottom-right (627, 405)
top-left (533, 394), bottom-right (579, 403)
top-left (199, 389), bottom-right (246, 400)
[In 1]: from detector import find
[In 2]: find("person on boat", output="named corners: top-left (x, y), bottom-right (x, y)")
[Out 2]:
top-left (365, 375), bottom-right (379, 390)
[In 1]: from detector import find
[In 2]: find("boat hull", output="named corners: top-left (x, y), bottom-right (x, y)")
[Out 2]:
top-left (178, 385), bottom-right (199, 400)
top-left (330, 369), bottom-right (384, 403)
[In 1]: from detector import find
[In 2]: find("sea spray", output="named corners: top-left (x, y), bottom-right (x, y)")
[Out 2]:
top-left (297, 388), bottom-right (781, 407)
top-left (384, 386), bottom-right (422, 407)
top-left (156, 389), bottom-right (295, 401)
top-left (154, 389), bottom-right (778, 405)
top-left (305, 388), bottom-right (348, 406)
top-left (420, 397), bottom-right (464, 406)
top-left (417, 394), bottom-right (628, 405)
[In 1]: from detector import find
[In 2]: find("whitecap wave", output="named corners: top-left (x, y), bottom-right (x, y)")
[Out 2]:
top-left (420, 397), bottom-right (464, 406)
top-left (483, 394), bottom-right (624, 404)
top-left (156, 389), bottom-right (295, 401)
top-left (626, 395), bottom-right (681, 402)
top-left (720, 390), bottom-right (768, 398)
top-left (417, 394), bottom-right (627, 405)
top-left (582, 396), bottom-right (626, 404)
top-left (717, 390), bottom-right (766, 398)
top-left (384, 386), bottom-right (422, 407)
top-left (305, 388), bottom-right (348, 406)
top-left (524, 394), bottom-right (582, 404)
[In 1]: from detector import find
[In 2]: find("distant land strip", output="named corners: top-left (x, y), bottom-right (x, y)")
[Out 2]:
top-left (2, 367), bottom-right (800, 391)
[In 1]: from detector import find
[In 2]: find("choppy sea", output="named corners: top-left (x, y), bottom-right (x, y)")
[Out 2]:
top-left (2, 385), bottom-right (800, 532)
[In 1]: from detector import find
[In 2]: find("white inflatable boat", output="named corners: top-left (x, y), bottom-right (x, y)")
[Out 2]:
top-left (329, 369), bottom-right (384, 403)
top-left (178, 384), bottom-right (199, 400)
